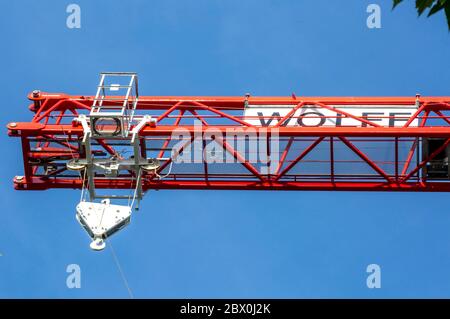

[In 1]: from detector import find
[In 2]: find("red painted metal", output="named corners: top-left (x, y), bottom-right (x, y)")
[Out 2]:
top-left (6, 92), bottom-right (450, 192)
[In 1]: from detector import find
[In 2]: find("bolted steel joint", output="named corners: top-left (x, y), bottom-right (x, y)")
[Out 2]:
top-left (15, 176), bottom-right (25, 183)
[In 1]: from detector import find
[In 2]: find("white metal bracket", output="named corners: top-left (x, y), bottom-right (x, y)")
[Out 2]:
top-left (75, 114), bottom-right (91, 144)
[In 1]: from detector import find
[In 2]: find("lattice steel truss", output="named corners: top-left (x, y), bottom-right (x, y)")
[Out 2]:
top-left (7, 89), bottom-right (450, 192)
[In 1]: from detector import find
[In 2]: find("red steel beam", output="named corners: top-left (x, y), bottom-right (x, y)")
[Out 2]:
top-left (12, 176), bottom-right (450, 192)
top-left (8, 124), bottom-right (450, 138)
top-left (26, 93), bottom-right (450, 110)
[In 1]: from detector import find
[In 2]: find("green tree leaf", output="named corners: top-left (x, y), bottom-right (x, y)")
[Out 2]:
top-left (393, 0), bottom-right (404, 8)
top-left (445, 3), bottom-right (450, 29)
top-left (428, 2), bottom-right (444, 16)
top-left (416, 0), bottom-right (435, 16)
top-left (392, 0), bottom-right (450, 30)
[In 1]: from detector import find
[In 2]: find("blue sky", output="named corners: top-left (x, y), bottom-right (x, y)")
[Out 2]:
top-left (0, 0), bottom-right (449, 298)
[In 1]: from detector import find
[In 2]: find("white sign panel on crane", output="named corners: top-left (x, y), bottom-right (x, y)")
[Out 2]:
top-left (244, 105), bottom-right (419, 127)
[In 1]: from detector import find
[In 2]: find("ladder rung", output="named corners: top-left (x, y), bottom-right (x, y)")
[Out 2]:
top-left (95, 195), bottom-right (133, 199)
top-left (94, 97), bottom-right (132, 101)
top-left (92, 107), bottom-right (125, 111)
top-left (91, 106), bottom-right (125, 111)
top-left (93, 107), bottom-right (129, 110)
top-left (98, 85), bottom-right (132, 89)
top-left (90, 111), bottom-right (125, 116)
top-left (92, 105), bottom-right (131, 110)
top-left (100, 72), bottom-right (137, 76)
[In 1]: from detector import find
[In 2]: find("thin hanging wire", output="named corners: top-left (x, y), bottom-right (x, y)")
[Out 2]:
top-left (156, 160), bottom-right (173, 180)
top-left (61, 126), bottom-right (88, 201)
top-left (106, 237), bottom-right (134, 299)
top-left (79, 168), bottom-right (87, 202)
top-left (127, 169), bottom-right (136, 208)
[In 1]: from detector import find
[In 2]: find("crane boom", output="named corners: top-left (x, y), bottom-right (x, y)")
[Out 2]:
top-left (7, 91), bottom-right (450, 192)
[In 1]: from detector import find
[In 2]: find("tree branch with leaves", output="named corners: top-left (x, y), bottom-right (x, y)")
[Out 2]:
top-left (393, 0), bottom-right (450, 30)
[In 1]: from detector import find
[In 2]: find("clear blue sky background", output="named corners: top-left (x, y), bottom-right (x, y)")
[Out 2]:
top-left (0, 0), bottom-right (449, 298)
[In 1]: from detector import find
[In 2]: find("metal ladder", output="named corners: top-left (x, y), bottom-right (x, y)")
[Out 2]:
top-left (90, 72), bottom-right (139, 137)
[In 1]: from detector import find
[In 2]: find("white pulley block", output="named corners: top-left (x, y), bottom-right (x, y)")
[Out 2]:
top-left (76, 199), bottom-right (132, 251)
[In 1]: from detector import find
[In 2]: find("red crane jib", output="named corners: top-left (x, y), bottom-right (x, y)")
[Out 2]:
top-left (6, 92), bottom-right (450, 192)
